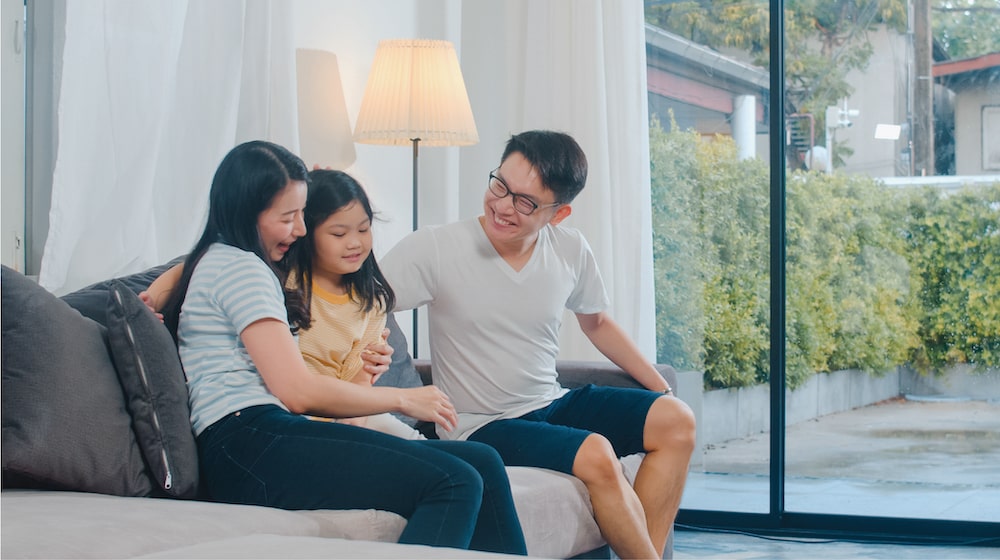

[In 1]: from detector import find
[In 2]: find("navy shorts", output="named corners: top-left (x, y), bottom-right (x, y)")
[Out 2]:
top-left (467, 384), bottom-right (661, 475)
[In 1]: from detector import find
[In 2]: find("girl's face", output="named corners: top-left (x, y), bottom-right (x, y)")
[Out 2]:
top-left (258, 180), bottom-right (307, 262)
top-left (312, 200), bottom-right (373, 281)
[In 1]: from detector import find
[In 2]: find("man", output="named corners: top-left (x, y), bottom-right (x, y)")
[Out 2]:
top-left (381, 130), bottom-right (695, 559)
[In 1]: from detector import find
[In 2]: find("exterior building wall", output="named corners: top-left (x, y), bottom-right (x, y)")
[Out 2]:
top-left (954, 88), bottom-right (1000, 175)
top-left (837, 26), bottom-right (910, 177)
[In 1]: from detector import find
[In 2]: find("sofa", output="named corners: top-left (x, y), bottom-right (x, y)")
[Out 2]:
top-left (1, 263), bottom-right (676, 559)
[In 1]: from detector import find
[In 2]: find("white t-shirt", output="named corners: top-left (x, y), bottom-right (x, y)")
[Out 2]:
top-left (381, 217), bottom-right (609, 440)
top-left (178, 243), bottom-right (288, 435)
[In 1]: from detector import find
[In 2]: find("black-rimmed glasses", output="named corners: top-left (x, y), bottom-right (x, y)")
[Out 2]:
top-left (487, 170), bottom-right (562, 216)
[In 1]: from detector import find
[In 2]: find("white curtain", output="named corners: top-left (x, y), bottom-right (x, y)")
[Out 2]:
top-left (461, 0), bottom-right (655, 360)
top-left (39, 0), bottom-right (299, 295)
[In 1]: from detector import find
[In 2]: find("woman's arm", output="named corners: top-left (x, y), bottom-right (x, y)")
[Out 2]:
top-left (241, 318), bottom-right (457, 431)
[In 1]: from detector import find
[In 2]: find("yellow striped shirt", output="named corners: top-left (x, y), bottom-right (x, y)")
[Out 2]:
top-left (298, 283), bottom-right (386, 383)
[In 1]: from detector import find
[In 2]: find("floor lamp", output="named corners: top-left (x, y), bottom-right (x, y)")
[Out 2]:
top-left (354, 39), bottom-right (479, 359)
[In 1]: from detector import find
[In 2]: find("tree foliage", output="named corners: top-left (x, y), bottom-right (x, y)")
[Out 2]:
top-left (932, 0), bottom-right (1000, 59)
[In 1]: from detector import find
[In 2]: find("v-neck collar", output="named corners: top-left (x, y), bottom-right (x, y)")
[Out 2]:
top-left (473, 218), bottom-right (546, 280)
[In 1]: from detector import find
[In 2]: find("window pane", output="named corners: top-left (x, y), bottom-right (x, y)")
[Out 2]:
top-left (646, 1), bottom-right (773, 514)
top-left (648, 0), bottom-right (1000, 524)
top-left (780, 0), bottom-right (1000, 522)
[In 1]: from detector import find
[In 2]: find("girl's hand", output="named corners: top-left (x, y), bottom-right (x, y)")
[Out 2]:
top-left (400, 386), bottom-right (457, 432)
top-left (361, 328), bottom-right (393, 383)
top-left (137, 291), bottom-right (165, 323)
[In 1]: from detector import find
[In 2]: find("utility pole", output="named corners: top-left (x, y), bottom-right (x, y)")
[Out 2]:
top-left (912, 0), bottom-right (935, 176)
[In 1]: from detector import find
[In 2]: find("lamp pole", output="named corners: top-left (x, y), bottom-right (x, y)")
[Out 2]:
top-left (411, 138), bottom-right (420, 359)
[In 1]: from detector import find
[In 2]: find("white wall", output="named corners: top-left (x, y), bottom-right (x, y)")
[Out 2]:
top-left (1, 1), bottom-right (26, 272)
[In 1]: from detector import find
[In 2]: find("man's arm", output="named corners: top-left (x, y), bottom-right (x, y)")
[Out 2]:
top-left (380, 228), bottom-right (436, 312)
top-left (575, 311), bottom-right (672, 393)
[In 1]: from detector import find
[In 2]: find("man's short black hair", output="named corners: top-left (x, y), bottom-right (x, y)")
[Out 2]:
top-left (501, 130), bottom-right (588, 204)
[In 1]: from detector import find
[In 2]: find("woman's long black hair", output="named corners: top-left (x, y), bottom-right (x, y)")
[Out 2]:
top-left (162, 140), bottom-right (310, 339)
top-left (290, 169), bottom-right (395, 326)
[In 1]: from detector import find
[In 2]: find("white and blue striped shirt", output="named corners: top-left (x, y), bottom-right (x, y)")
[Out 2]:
top-left (178, 243), bottom-right (289, 435)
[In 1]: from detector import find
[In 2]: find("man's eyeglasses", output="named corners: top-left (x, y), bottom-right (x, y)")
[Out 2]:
top-left (488, 170), bottom-right (562, 216)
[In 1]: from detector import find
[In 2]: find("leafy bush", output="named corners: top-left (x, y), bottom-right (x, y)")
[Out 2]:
top-left (650, 120), bottom-right (997, 389)
top-left (651, 117), bottom-right (770, 388)
top-left (901, 184), bottom-right (1000, 371)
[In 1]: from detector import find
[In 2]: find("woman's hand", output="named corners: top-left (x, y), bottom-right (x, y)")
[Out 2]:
top-left (336, 416), bottom-right (369, 429)
top-left (360, 328), bottom-right (393, 383)
top-left (399, 386), bottom-right (457, 433)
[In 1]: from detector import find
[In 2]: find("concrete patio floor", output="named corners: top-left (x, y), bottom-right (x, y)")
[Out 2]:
top-left (673, 397), bottom-right (1000, 558)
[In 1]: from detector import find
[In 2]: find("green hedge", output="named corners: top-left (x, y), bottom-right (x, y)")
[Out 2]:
top-left (650, 118), bottom-right (1000, 389)
top-left (901, 186), bottom-right (1000, 371)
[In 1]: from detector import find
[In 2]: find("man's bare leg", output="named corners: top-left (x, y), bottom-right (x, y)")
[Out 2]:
top-left (633, 396), bottom-right (696, 556)
top-left (574, 434), bottom-right (658, 559)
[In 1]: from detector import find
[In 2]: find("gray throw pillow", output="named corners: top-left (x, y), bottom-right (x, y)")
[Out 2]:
top-left (374, 313), bottom-right (423, 426)
top-left (106, 280), bottom-right (200, 498)
top-left (1, 266), bottom-right (153, 496)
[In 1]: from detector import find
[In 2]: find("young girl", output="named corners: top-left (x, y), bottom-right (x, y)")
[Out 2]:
top-left (292, 169), bottom-right (423, 439)
top-left (159, 141), bottom-right (526, 555)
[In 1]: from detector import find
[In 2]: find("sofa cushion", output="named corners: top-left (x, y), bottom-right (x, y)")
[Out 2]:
top-left (60, 256), bottom-right (185, 326)
top-left (1, 266), bottom-right (153, 496)
top-left (138, 534), bottom-right (521, 559)
top-left (106, 280), bottom-right (200, 499)
top-left (0, 490), bottom-right (321, 559)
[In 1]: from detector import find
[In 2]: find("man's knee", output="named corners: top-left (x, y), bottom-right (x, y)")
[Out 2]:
top-left (644, 397), bottom-right (696, 454)
top-left (572, 433), bottom-right (625, 484)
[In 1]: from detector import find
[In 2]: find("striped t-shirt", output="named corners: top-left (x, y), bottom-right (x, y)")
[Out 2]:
top-left (178, 243), bottom-right (288, 435)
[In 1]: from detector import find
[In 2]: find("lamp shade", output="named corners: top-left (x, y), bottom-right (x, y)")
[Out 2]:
top-left (354, 39), bottom-right (479, 147)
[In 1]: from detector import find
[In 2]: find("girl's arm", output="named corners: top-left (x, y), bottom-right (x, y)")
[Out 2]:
top-left (241, 318), bottom-right (457, 431)
top-left (141, 263), bottom-right (184, 312)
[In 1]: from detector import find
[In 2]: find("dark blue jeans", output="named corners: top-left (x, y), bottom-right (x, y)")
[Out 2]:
top-left (197, 405), bottom-right (526, 555)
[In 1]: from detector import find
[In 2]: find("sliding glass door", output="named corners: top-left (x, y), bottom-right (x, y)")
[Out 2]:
top-left (646, 0), bottom-right (999, 539)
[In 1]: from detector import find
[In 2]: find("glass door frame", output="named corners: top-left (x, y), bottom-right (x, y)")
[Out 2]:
top-left (674, 0), bottom-right (1000, 546)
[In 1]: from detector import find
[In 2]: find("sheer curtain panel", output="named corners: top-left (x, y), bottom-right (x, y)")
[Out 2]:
top-left (38, 0), bottom-right (299, 295)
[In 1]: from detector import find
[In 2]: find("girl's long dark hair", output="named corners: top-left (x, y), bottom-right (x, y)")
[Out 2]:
top-left (290, 169), bottom-right (394, 327)
top-left (162, 141), bottom-right (310, 340)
